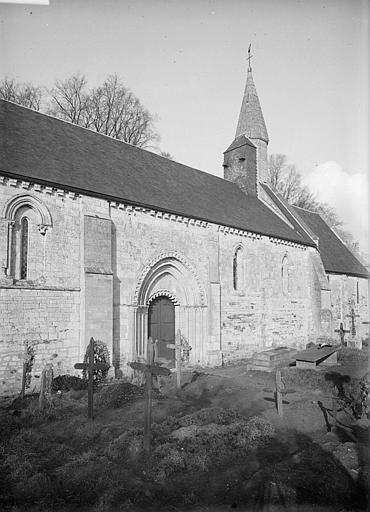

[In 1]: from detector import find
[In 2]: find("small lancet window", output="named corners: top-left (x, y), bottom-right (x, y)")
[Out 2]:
top-left (282, 255), bottom-right (290, 294)
top-left (356, 281), bottom-right (360, 304)
top-left (20, 217), bottom-right (29, 280)
top-left (233, 246), bottom-right (243, 291)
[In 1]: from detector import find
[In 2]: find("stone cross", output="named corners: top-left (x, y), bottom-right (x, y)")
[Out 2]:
top-left (38, 364), bottom-right (54, 411)
top-left (334, 322), bottom-right (350, 346)
top-left (128, 337), bottom-right (171, 454)
top-left (74, 337), bottom-right (110, 419)
top-left (166, 329), bottom-right (190, 391)
top-left (346, 308), bottom-right (360, 337)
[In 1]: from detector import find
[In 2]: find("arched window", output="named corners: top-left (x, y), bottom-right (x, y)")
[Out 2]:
top-left (3, 194), bottom-right (52, 281)
top-left (20, 217), bottom-right (29, 280)
top-left (356, 281), bottom-right (360, 304)
top-left (233, 246), bottom-right (243, 291)
top-left (282, 255), bottom-right (290, 294)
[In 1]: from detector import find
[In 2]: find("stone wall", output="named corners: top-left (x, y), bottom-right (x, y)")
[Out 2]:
top-left (329, 274), bottom-right (369, 345)
top-left (218, 232), bottom-right (314, 362)
top-left (0, 287), bottom-right (80, 395)
top-left (0, 180), bottom-right (82, 395)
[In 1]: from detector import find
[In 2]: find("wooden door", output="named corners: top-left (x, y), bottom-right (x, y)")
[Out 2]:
top-left (148, 297), bottom-right (175, 364)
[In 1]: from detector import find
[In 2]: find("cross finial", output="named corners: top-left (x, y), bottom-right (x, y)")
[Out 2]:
top-left (247, 43), bottom-right (253, 71)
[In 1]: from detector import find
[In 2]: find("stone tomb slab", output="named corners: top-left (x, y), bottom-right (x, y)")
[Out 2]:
top-left (295, 346), bottom-right (338, 369)
top-left (247, 347), bottom-right (298, 372)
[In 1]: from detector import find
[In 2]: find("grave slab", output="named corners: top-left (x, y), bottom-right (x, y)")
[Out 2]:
top-left (295, 346), bottom-right (339, 369)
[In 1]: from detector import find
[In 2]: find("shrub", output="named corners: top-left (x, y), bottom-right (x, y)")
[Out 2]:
top-left (106, 428), bottom-right (144, 462)
top-left (150, 411), bottom-right (275, 484)
top-left (52, 374), bottom-right (87, 392)
top-left (82, 339), bottom-right (110, 384)
top-left (96, 381), bottom-right (146, 409)
top-left (55, 453), bottom-right (110, 505)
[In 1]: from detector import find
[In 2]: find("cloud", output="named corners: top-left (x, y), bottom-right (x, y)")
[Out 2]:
top-left (303, 161), bottom-right (369, 253)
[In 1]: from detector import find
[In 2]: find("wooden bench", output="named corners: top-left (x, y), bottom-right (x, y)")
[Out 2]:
top-left (295, 346), bottom-right (339, 369)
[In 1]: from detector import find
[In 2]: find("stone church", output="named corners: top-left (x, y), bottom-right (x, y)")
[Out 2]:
top-left (0, 63), bottom-right (368, 395)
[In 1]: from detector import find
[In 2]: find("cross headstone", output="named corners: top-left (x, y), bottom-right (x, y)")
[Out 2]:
top-left (38, 364), bottom-right (54, 411)
top-left (166, 329), bottom-right (191, 391)
top-left (128, 337), bottom-right (171, 454)
top-left (346, 308), bottom-right (360, 337)
top-left (20, 361), bottom-right (27, 400)
top-left (74, 337), bottom-right (110, 419)
top-left (334, 322), bottom-right (350, 346)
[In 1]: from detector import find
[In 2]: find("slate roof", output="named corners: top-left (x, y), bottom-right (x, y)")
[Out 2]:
top-left (0, 100), bottom-right (314, 245)
top-left (292, 206), bottom-right (368, 278)
top-left (224, 134), bottom-right (256, 153)
top-left (261, 183), bottom-right (319, 243)
top-left (235, 69), bottom-right (269, 143)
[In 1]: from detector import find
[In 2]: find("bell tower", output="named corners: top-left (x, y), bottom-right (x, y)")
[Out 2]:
top-left (223, 46), bottom-right (269, 195)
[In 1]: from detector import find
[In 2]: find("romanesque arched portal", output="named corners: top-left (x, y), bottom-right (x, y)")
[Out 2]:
top-left (133, 252), bottom-right (207, 365)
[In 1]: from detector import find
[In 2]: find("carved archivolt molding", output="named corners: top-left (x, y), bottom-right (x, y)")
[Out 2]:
top-left (134, 250), bottom-right (206, 306)
top-left (147, 289), bottom-right (180, 305)
top-left (2, 193), bottom-right (52, 234)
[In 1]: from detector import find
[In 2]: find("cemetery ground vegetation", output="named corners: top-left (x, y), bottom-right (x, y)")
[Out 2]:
top-left (0, 345), bottom-right (368, 512)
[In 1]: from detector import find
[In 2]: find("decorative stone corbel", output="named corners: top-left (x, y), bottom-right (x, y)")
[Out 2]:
top-left (38, 224), bottom-right (49, 235)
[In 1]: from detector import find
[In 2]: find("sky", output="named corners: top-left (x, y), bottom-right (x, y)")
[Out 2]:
top-left (0, 0), bottom-right (369, 252)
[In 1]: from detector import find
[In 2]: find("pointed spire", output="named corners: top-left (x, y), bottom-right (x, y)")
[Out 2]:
top-left (235, 50), bottom-right (269, 143)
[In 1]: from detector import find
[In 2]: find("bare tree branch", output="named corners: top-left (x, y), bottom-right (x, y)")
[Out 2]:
top-left (267, 153), bottom-right (363, 258)
top-left (0, 77), bottom-right (43, 110)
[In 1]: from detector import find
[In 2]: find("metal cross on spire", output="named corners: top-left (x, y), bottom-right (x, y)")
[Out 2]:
top-left (247, 43), bottom-right (253, 71)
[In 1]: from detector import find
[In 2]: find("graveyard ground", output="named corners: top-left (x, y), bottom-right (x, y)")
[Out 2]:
top-left (0, 346), bottom-right (369, 512)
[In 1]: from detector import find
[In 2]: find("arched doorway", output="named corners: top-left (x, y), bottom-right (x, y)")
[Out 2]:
top-left (133, 251), bottom-right (207, 365)
top-left (148, 296), bottom-right (175, 365)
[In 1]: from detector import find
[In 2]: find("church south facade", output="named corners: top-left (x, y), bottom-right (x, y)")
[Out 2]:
top-left (0, 65), bottom-right (368, 396)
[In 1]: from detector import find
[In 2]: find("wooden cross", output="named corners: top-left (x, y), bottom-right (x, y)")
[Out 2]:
top-left (74, 337), bottom-right (110, 419)
top-left (275, 369), bottom-right (284, 417)
top-left (38, 365), bottom-right (54, 411)
top-left (334, 322), bottom-right (350, 346)
top-left (346, 308), bottom-right (360, 337)
top-left (128, 337), bottom-right (171, 455)
top-left (167, 329), bottom-right (189, 391)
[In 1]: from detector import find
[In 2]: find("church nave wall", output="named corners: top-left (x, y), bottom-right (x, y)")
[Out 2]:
top-left (218, 234), bottom-right (313, 362)
top-left (0, 182), bottom-right (83, 395)
top-left (110, 206), bottom-right (213, 370)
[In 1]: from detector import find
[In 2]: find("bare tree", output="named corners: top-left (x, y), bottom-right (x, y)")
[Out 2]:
top-left (0, 78), bottom-right (43, 110)
top-left (48, 73), bottom-right (90, 126)
top-left (48, 74), bottom-right (159, 148)
top-left (267, 153), bottom-right (365, 257)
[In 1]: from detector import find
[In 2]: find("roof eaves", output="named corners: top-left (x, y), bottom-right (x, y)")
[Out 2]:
top-left (0, 168), bottom-right (315, 247)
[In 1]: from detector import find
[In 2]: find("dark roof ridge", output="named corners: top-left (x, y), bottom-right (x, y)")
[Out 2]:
top-left (0, 98), bottom-right (224, 180)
